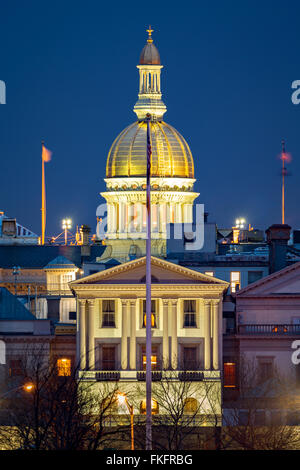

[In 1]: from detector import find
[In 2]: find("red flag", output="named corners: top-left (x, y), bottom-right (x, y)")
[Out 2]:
top-left (42, 144), bottom-right (52, 162)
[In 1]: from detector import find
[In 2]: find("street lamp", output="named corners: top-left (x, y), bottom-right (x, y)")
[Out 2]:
top-left (62, 218), bottom-right (72, 245)
top-left (0, 382), bottom-right (34, 400)
top-left (235, 218), bottom-right (246, 229)
top-left (116, 393), bottom-right (134, 450)
top-left (12, 266), bottom-right (20, 296)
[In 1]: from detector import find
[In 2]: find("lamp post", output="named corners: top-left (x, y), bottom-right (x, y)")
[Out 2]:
top-left (12, 266), bottom-right (20, 296)
top-left (62, 218), bottom-right (72, 245)
top-left (117, 393), bottom-right (134, 450)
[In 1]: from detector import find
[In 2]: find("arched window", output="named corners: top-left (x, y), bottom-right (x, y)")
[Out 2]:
top-left (140, 399), bottom-right (159, 415)
top-left (184, 398), bottom-right (198, 414)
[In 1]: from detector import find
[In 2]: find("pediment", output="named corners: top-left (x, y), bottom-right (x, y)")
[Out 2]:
top-left (236, 261), bottom-right (300, 297)
top-left (70, 256), bottom-right (228, 286)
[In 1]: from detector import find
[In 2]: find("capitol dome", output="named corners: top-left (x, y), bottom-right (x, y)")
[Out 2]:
top-left (106, 120), bottom-right (194, 179)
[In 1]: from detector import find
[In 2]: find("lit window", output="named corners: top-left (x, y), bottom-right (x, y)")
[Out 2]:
top-left (142, 300), bottom-right (156, 328)
top-left (183, 300), bottom-right (196, 327)
top-left (140, 399), bottom-right (159, 415)
top-left (142, 355), bottom-right (157, 371)
top-left (57, 358), bottom-right (71, 376)
top-left (224, 362), bottom-right (236, 388)
top-left (230, 272), bottom-right (240, 293)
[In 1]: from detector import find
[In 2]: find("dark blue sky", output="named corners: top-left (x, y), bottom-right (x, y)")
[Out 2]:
top-left (1, 0), bottom-right (300, 237)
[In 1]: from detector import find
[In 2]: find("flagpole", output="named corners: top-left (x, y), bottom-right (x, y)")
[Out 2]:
top-left (41, 141), bottom-right (46, 245)
top-left (281, 139), bottom-right (285, 225)
top-left (145, 113), bottom-right (152, 450)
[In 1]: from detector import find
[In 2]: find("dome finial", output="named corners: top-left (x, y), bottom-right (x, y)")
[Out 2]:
top-left (147, 25), bottom-right (153, 43)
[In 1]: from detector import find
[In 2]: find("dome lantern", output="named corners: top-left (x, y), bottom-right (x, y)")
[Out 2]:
top-left (134, 27), bottom-right (166, 121)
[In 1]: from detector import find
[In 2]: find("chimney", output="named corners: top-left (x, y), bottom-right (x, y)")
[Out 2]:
top-left (266, 224), bottom-right (291, 273)
top-left (80, 225), bottom-right (91, 257)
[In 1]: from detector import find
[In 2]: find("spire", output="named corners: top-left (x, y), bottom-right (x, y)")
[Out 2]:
top-left (134, 28), bottom-right (167, 120)
top-left (147, 25), bottom-right (154, 43)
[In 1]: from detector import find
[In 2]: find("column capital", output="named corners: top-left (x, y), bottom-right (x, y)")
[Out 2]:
top-left (162, 299), bottom-right (169, 306)
top-left (129, 299), bottom-right (136, 306)
top-left (78, 299), bottom-right (86, 305)
top-left (203, 299), bottom-right (211, 306)
top-left (211, 299), bottom-right (220, 306)
top-left (170, 299), bottom-right (178, 306)
top-left (87, 299), bottom-right (96, 306)
top-left (121, 299), bottom-right (128, 306)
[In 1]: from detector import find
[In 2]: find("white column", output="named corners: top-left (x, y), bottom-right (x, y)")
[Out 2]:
top-left (175, 203), bottom-right (182, 223)
top-left (128, 203), bottom-right (135, 232)
top-left (135, 202), bottom-right (143, 233)
top-left (121, 300), bottom-right (128, 370)
top-left (129, 300), bottom-right (136, 370)
top-left (204, 300), bottom-right (211, 370)
top-left (87, 299), bottom-right (96, 370)
top-left (212, 300), bottom-right (220, 370)
top-left (186, 203), bottom-right (193, 223)
top-left (162, 299), bottom-right (169, 369)
top-left (118, 202), bottom-right (124, 233)
top-left (78, 300), bottom-right (86, 370)
top-left (111, 203), bottom-right (115, 233)
top-left (171, 300), bottom-right (178, 369)
top-left (159, 203), bottom-right (165, 234)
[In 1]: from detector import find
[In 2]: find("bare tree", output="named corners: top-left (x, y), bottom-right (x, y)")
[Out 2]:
top-left (0, 345), bottom-right (130, 450)
top-left (133, 370), bottom-right (222, 450)
top-left (222, 356), bottom-right (300, 450)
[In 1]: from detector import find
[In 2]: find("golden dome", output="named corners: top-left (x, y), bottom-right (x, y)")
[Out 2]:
top-left (106, 120), bottom-right (194, 179)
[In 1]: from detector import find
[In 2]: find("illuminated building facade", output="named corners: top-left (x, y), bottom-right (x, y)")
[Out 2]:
top-left (71, 256), bottom-right (228, 423)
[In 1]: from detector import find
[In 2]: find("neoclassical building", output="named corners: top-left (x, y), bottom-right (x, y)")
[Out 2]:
top-left (70, 256), bottom-right (228, 420)
top-left (99, 28), bottom-right (199, 262)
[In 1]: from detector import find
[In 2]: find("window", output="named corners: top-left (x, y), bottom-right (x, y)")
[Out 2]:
top-left (230, 272), bottom-right (240, 293)
top-left (257, 357), bottom-right (274, 382)
top-left (102, 300), bottom-right (116, 327)
top-left (224, 362), bottom-right (236, 388)
top-left (140, 399), bottom-right (159, 415)
top-left (142, 345), bottom-right (158, 370)
top-left (184, 398), bottom-right (198, 414)
top-left (183, 347), bottom-right (198, 370)
top-left (205, 271), bottom-right (214, 277)
top-left (9, 359), bottom-right (23, 377)
top-left (69, 311), bottom-right (76, 321)
top-left (61, 274), bottom-right (74, 290)
top-left (142, 300), bottom-right (156, 328)
top-left (102, 346), bottom-right (116, 370)
top-left (248, 271), bottom-right (263, 284)
top-left (183, 300), bottom-right (196, 327)
top-left (57, 358), bottom-right (71, 376)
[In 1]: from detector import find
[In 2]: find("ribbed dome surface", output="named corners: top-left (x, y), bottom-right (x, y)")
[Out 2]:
top-left (106, 121), bottom-right (194, 178)
top-left (139, 42), bottom-right (160, 65)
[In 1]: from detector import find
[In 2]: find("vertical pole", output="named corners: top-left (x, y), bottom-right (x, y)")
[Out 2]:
top-left (130, 405), bottom-right (134, 450)
top-left (281, 140), bottom-right (285, 225)
top-left (41, 142), bottom-right (46, 245)
top-left (145, 114), bottom-right (152, 450)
